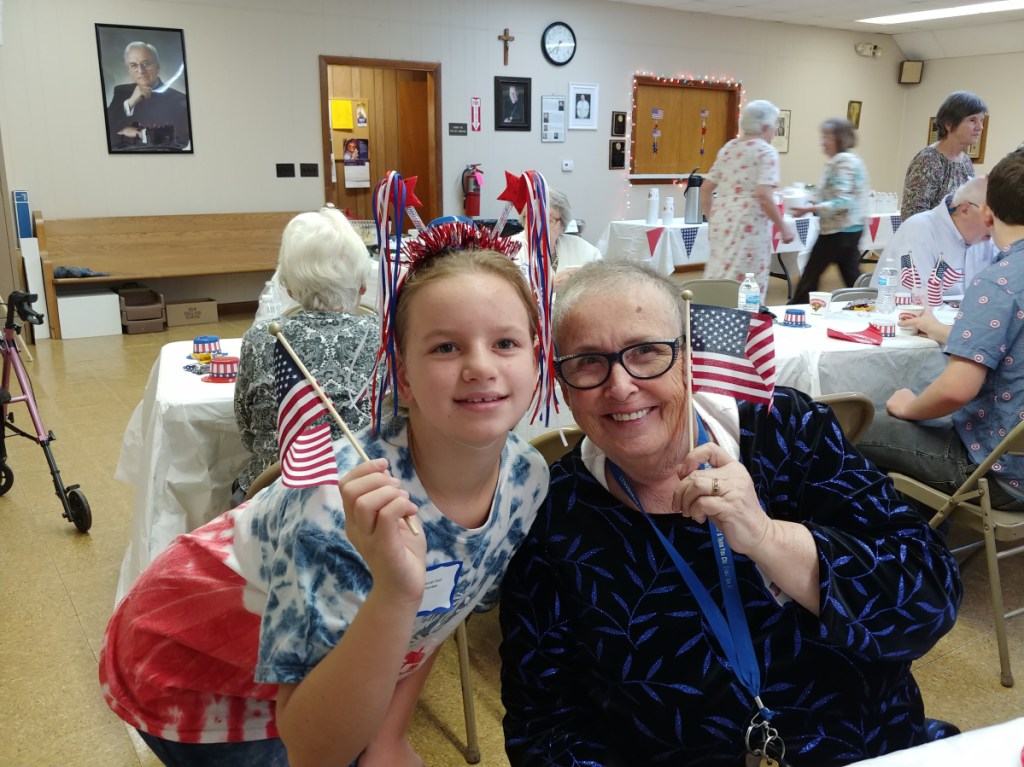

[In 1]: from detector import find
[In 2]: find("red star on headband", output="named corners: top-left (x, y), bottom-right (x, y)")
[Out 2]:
top-left (401, 176), bottom-right (422, 209)
top-left (497, 170), bottom-right (529, 212)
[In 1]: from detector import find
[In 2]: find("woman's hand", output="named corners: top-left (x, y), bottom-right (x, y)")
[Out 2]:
top-left (791, 204), bottom-right (816, 217)
top-left (340, 458), bottom-right (425, 604)
top-left (673, 442), bottom-right (769, 556)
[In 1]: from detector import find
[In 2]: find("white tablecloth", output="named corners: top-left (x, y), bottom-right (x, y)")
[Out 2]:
top-left (115, 338), bottom-right (248, 601)
top-left (770, 303), bottom-right (950, 407)
top-left (849, 717), bottom-right (1023, 765)
top-left (597, 216), bottom-right (817, 276)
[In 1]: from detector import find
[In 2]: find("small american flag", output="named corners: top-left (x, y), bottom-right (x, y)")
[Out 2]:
top-left (689, 305), bottom-right (776, 406)
top-left (274, 341), bottom-right (338, 489)
top-left (651, 108), bottom-right (664, 120)
top-left (899, 252), bottom-right (921, 289)
top-left (927, 257), bottom-right (963, 306)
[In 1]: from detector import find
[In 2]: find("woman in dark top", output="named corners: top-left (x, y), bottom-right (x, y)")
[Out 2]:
top-left (500, 261), bottom-right (961, 766)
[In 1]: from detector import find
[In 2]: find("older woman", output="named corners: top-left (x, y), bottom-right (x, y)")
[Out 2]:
top-left (500, 260), bottom-right (961, 765)
top-left (701, 99), bottom-right (796, 299)
top-left (512, 187), bottom-right (601, 291)
top-left (789, 118), bottom-right (870, 304)
top-left (232, 206), bottom-right (379, 502)
top-left (902, 91), bottom-right (987, 219)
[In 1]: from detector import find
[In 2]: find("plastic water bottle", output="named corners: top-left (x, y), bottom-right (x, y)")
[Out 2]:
top-left (876, 256), bottom-right (897, 315)
top-left (737, 273), bottom-right (760, 312)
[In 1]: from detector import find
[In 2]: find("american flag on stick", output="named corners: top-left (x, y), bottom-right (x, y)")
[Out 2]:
top-left (927, 257), bottom-right (963, 306)
top-left (689, 305), bottom-right (776, 406)
top-left (900, 252), bottom-right (921, 290)
top-left (274, 341), bottom-right (338, 489)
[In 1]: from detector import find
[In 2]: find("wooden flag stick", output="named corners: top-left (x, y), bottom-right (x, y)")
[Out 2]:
top-left (269, 322), bottom-right (419, 535)
top-left (681, 290), bottom-right (697, 453)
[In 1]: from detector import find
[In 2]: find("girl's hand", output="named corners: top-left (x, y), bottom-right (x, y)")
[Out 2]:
top-left (673, 442), bottom-right (770, 556)
top-left (340, 458), bottom-right (425, 604)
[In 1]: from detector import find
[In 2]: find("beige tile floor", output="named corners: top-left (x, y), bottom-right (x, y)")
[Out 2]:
top-left (1, 268), bottom-right (1022, 766)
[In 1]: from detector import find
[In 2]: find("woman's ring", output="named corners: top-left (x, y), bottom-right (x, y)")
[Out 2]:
top-left (711, 477), bottom-right (720, 497)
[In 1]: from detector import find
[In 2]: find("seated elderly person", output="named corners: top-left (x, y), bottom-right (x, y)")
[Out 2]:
top-left (512, 187), bottom-right (601, 291)
top-left (870, 176), bottom-right (997, 299)
top-left (860, 150), bottom-right (1024, 511)
top-left (232, 206), bottom-right (379, 503)
top-left (500, 260), bottom-right (961, 765)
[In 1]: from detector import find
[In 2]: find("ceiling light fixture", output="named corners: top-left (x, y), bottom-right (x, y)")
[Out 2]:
top-left (859, 0), bottom-right (1024, 25)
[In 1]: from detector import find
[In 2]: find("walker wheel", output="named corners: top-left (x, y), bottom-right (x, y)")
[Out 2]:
top-left (66, 488), bottom-right (92, 533)
top-left (0, 463), bottom-right (12, 496)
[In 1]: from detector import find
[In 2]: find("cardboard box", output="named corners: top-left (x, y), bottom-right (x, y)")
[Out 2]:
top-left (57, 289), bottom-right (122, 339)
top-left (118, 286), bottom-right (165, 322)
top-left (122, 316), bottom-right (166, 335)
top-left (166, 298), bottom-right (219, 327)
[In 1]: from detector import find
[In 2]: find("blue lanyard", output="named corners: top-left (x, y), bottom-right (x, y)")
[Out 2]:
top-left (607, 418), bottom-right (774, 721)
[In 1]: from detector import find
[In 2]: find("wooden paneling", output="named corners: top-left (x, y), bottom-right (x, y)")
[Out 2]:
top-left (631, 78), bottom-right (740, 179)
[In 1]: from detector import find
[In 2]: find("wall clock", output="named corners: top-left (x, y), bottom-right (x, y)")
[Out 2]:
top-left (542, 21), bottom-right (576, 66)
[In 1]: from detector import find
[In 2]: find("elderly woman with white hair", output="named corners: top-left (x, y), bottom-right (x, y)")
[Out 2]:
top-left (701, 99), bottom-right (796, 299)
top-left (512, 186), bottom-right (602, 291)
top-left (232, 206), bottom-right (379, 503)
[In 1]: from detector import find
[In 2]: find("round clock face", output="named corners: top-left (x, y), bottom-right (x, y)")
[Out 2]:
top-left (542, 22), bottom-right (576, 66)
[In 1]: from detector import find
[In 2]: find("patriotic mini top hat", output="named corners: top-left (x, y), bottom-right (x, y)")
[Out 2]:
top-left (203, 355), bottom-right (239, 383)
top-left (192, 335), bottom-right (221, 357)
top-left (369, 169), bottom-right (558, 433)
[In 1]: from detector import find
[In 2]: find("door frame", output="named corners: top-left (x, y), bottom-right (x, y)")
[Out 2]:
top-left (318, 55), bottom-right (442, 213)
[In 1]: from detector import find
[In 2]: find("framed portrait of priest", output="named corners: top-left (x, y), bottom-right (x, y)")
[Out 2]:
top-left (96, 23), bottom-right (194, 153)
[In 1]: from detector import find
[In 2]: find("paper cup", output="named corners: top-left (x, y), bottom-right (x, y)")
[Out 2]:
top-left (808, 292), bottom-right (830, 316)
top-left (897, 305), bottom-right (925, 335)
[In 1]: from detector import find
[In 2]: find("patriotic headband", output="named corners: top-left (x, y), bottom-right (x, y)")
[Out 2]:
top-left (369, 169), bottom-right (559, 433)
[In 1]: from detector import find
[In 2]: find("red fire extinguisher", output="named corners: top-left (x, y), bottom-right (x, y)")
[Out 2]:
top-left (463, 164), bottom-right (483, 217)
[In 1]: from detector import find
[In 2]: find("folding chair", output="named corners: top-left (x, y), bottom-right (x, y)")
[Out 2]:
top-left (244, 461), bottom-right (482, 760)
top-left (529, 426), bottom-right (584, 464)
top-left (853, 272), bottom-right (872, 288)
top-left (813, 392), bottom-right (874, 444)
top-left (673, 277), bottom-right (742, 308)
top-left (889, 419), bottom-right (1024, 687)
top-left (830, 287), bottom-right (878, 304)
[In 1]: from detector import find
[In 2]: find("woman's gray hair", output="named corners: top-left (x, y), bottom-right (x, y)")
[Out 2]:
top-left (547, 188), bottom-right (572, 229)
top-left (821, 118), bottom-right (857, 152)
top-left (277, 206), bottom-right (368, 312)
top-left (740, 100), bottom-right (780, 135)
top-left (552, 261), bottom-right (685, 346)
top-left (935, 91), bottom-right (987, 140)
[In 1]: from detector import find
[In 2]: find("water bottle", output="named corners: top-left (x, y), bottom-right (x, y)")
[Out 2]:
top-left (876, 256), bottom-right (897, 316)
top-left (737, 273), bottom-right (760, 312)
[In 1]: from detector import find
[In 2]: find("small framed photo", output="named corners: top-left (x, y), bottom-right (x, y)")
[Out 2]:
top-left (611, 111), bottom-right (627, 137)
top-left (495, 76), bottom-right (531, 131)
top-left (773, 109), bottom-right (791, 154)
top-left (609, 140), bottom-right (626, 170)
top-left (95, 23), bottom-right (194, 153)
top-left (847, 100), bottom-right (862, 129)
top-left (568, 82), bottom-right (599, 130)
top-left (541, 95), bottom-right (566, 143)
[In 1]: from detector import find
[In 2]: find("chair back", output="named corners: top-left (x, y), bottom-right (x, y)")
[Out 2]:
top-left (245, 461), bottom-right (281, 501)
top-left (854, 273), bottom-right (872, 287)
top-left (813, 392), bottom-right (874, 444)
top-left (830, 287), bottom-right (877, 304)
top-left (530, 426), bottom-right (584, 465)
top-left (674, 278), bottom-right (742, 308)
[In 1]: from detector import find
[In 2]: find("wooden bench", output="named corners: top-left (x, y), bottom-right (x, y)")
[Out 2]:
top-left (35, 210), bottom-right (297, 339)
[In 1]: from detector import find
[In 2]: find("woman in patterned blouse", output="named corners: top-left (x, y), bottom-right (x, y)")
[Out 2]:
top-left (901, 91), bottom-right (987, 219)
top-left (232, 206), bottom-right (379, 502)
top-left (500, 260), bottom-right (961, 765)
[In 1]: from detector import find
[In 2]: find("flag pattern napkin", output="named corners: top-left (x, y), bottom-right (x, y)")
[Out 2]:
top-left (826, 325), bottom-right (883, 345)
top-left (274, 341), bottom-right (338, 489)
top-left (689, 305), bottom-right (776, 406)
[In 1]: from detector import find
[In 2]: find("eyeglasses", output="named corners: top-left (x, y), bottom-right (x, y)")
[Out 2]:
top-left (549, 215), bottom-right (563, 227)
top-left (555, 338), bottom-right (682, 390)
top-left (127, 61), bottom-right (157, 72)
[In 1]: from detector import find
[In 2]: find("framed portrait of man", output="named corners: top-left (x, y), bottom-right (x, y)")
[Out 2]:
top-left (568, 83), bottom-right (598, 130)
top-left (495, 77), bottom-right (531, 132)
top-left (96, 23), bottom-right (194, 153)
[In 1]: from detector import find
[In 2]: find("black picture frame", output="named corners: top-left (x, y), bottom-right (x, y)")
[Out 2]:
top-left (96, 23), bottom-right (194, 153)
top-left (611, 111), bottom-right (627, 137)
top-left (495, 76), bottom-right (531, 132)
top-left (609, 140), bottom-right (626, 170)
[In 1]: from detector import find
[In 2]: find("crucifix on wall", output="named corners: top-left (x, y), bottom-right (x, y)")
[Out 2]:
top-left (498, 28), bottom-right (515, 65)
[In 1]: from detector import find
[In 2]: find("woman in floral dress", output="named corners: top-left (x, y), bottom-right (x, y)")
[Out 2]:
top-left (702, 99), bottom-right (795, 299)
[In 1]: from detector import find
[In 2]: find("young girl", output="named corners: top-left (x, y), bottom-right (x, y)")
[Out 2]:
top-left (98, 213), bottom-right (550, 767)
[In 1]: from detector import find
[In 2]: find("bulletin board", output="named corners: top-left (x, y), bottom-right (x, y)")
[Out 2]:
top-left (630, 76), bottom-right (740, 181)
